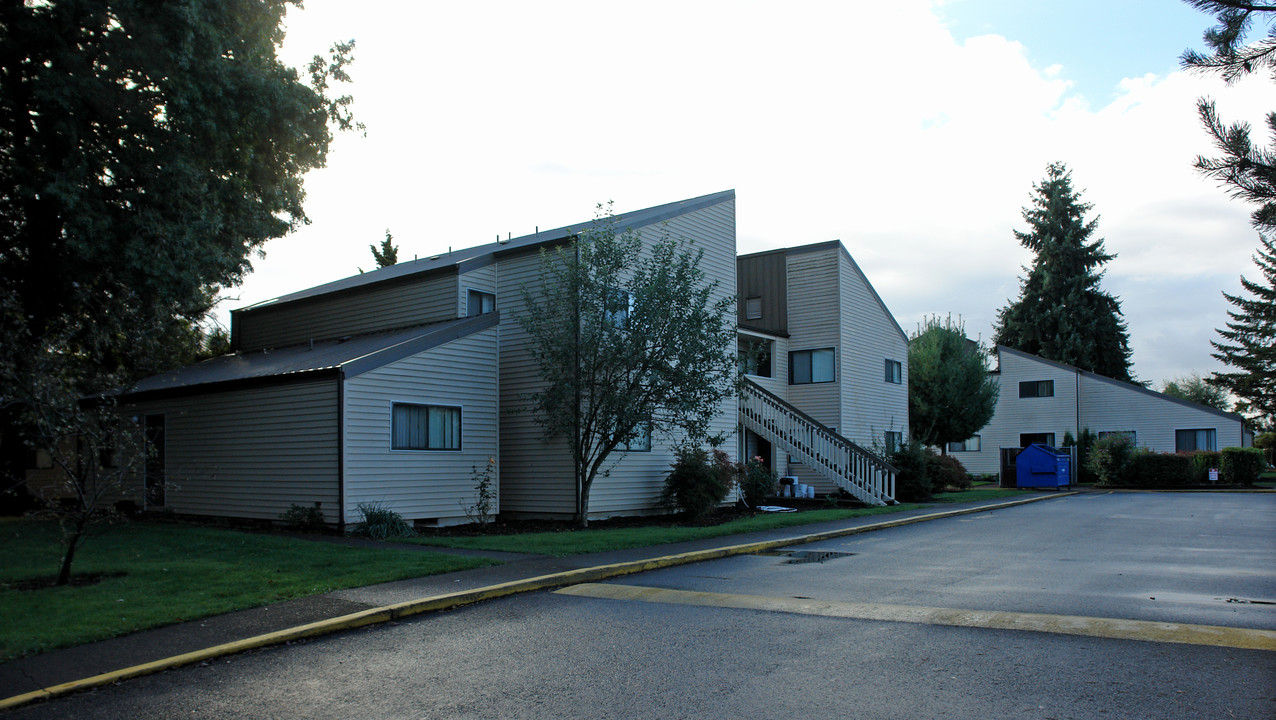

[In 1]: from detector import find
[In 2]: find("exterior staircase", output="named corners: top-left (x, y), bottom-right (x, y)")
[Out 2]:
top-left (739, 378), bottom-right (897, 506)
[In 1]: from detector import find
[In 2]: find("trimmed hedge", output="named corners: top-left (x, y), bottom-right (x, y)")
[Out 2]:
top-left (1186, 451), bottom-right (1222, 484)
top-left (1127, 452), bottom-right (1192, 487)
top-left (1220, 447), bottom-right (1266, 486)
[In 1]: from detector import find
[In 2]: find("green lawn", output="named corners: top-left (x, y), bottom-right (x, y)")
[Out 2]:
top-left (402, 489), bottom-right (1035, 557)
top-left (0, 519), bottom-right (497, 661)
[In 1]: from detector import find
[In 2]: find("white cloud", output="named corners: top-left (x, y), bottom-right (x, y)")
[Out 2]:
top-left (220, 1), bottom-right (1267, 389)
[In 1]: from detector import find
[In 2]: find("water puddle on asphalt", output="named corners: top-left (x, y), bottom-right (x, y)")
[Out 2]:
top-left (751, 549), bottom-right (856, 564)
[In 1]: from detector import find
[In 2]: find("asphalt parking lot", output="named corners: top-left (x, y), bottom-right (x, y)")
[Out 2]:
top-left (6, 492), bottom-right (1274, 719)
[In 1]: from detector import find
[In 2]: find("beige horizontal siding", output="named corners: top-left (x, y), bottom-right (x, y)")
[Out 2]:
top-left (343, 325), bottom-right (500, 525)
top-left (125, 379), bottom-right (341, 522)
top-left (237, 271), bottom-right (458, 351)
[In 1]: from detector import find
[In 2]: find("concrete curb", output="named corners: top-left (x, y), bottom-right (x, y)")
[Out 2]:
top-left (0, 492), bottom-right (1072, 711)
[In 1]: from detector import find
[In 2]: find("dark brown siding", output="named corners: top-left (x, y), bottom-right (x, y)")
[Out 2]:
top-left (737, 251), bottom-right (787, 335)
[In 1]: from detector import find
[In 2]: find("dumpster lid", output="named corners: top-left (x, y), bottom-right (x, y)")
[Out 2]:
top-left (1016, 443), bottom-right (1069, 459)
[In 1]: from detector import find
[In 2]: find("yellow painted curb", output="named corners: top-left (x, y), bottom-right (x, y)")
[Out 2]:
top-left (557, 583), bottom-right (1276, 651)
top-left (0, 492), bottom-right (1070, 711)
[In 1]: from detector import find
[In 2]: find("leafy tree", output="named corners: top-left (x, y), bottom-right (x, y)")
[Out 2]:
top-left (1161, 373), bottom-right (1232, 411)
top-left (371, 230), bottom-right (399, 269)
top-left (1181, 1), bottom-right (1276, 234)
top-left (1208, 235), bottom-right (1276, 430)
top-left (519, 209), bottom-right (737, 527)
top-left (994, 163), bottom-right (1135, 381)
top-left (0, 1), bottom-right (359, 576)
top-left (908, 315), bottom-right (999, 454)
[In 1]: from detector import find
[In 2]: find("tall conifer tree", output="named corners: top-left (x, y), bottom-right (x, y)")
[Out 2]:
top-left (1209, 235), bottom-right (1276, 430)
top-left (994, 163), bottom-right (1135, 381)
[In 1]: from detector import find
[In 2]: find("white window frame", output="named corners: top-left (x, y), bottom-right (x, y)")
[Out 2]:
top-left (390, 402), bottom-right (463, 452)
top-left (744, 296), bottom-right (762, 321)
top-left (1175, 428), bottom-right (1216, 452)
top-left (1019, 380), bottom-right (1055, 398)
top-left (946, 435), bottom-right (981, 453)
top-left (790, 348), bottom-right (836, 385)
top-left (884, 359), bottom-right (902, 384)
top-left (620, 421), bottom-right (652, 453)
top-left (466, 288), bottom-right (496, 317)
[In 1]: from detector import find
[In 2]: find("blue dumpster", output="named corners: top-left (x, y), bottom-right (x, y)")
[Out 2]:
top-left (1015, 443), bottom-right (1071, 489)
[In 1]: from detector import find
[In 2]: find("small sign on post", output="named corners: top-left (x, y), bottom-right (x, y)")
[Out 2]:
top-left (1209, 468), bottom-right (1220, 483)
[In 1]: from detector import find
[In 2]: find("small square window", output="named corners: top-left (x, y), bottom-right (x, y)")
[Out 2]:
top-left (621, 422), bottom-right (652, 452)
top-left (1019, 380), bottom-right (1054, 398)
top-left (884, 359), bottom-right (902, 384)
top-left (745, 297), bottom-right (762, 321)
top-left (467, 290), bottom-right (495, 317)
top-left (884, 431), bottom-right (903, 452)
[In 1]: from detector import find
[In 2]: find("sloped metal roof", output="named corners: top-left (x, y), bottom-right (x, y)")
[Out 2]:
top-left (239, 190), bottom-right (736, 312)
top-left (126, 313), bottom-right (499, 397)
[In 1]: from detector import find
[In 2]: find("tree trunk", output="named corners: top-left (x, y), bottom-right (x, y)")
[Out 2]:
top-left (56, 521), bottom-right (86, 586)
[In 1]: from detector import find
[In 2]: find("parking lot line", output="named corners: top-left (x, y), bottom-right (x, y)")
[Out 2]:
top-left (556, 583), bottom-right (1276, 651)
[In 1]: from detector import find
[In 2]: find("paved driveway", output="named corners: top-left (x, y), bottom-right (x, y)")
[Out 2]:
top-left (8, 492), bottom-right (1275, 719)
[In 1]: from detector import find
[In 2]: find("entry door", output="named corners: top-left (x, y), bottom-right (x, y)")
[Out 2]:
top-left (144, 414), bottom-right (166, 507)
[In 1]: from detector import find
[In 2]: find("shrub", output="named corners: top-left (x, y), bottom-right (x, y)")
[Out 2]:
top-left (1220, 447), bottom-right (1266, 486)
top-left (928, 453), bottom-right (971, 491)
top-left (739, 455), bottom-right (777, 506)
top-left (461, 458), bottom-right (497, 525)
top-left (1090, 434), bottom-right (1136, 486)
top-left (1128, 452), bottom-right (1192, 487)
top-left (661, 446), bottom-right (732, 519)
top-left (280, 502), bottom-right (327, 532)
top-left (350, 502), bottom-right (414, 539)
top-left (889, 439), bottom-right (933, 502)
top-left (1255, 432), bottom-right (1276, 466)
top-left (1186, 451), bottom-right (1222, 484)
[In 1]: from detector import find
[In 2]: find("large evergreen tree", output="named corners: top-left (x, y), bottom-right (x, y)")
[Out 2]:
top-left (994, 163), bottom-right (1135, 381)
top-left (0, 2), bottom-right (359, 507)
top-left (1181, 1), bottom-right (1275, 234)
top-left (1208, 235), bottom-right (1276, 430)
top-left (908, 315), bottom-right (999, 454)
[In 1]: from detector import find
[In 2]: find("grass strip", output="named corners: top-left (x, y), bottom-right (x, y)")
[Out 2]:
top-left (403, 489), bottom-right (1034, 556)
top-left (0, 519), bottom-right (497, 662)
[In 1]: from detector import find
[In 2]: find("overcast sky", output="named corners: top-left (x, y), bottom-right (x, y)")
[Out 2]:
top-left (220, 0), bottom-right (1272, 388)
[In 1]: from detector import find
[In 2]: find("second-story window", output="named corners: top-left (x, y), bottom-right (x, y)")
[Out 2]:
top-left (467, 289), bottom-right (495, 317)
top-left (744, 296), bottom-right (762, 321)
top-left (1019, 380), bottom-right (1054, 398)
top-left (739, 339), bottom-right (773, 378)
top-left (884, 359), bottom-right (902, 384)
top-left (790, 348), bottom-right (835, 384)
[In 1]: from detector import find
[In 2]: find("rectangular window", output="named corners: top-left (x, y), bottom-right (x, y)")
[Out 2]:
top-left (621, 422), bottom-right (652, 452)
top-left (739, 339), bottom-right (773, 378)
top-left (790, 348), bottom-right (836, 384)
top-left (1098, 430), bottom-right (1137, 444)
top-left (603, 288), bottom-right (632, 327)
top-left (884, 359), bottom-right (902, 384)
top-left (744, 296), bottom-right (762, 321)
top-left (884, 431), bottom-right (903, 453)
top-left (1020, 432), bottom-right (1056, 448)
top-left (946, 435), bottom-right (982, 453)
top-left (1175, 428), bottom-right (1216, 452)
top-left (466, 289), bottom-right (495, 317)
top-left (392, 403), bottom-right (462, 451)
top-left (1019, 380), bottom-right (1055, 398)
